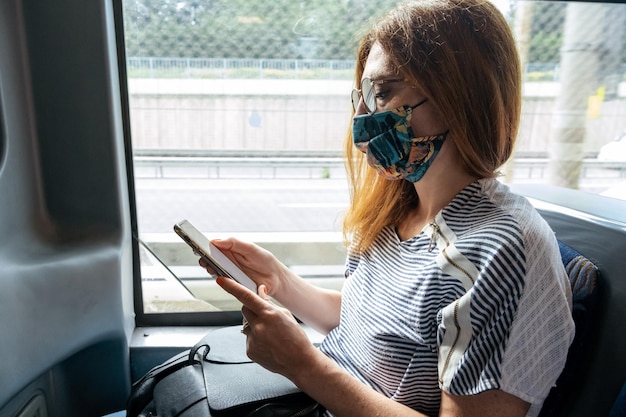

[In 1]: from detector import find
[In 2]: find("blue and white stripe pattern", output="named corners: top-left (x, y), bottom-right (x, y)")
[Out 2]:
top-left (319, 178), bottom-right (574, 417)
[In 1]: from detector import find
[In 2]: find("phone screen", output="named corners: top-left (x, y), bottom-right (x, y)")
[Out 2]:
top-left (174, 220), bottom-right (257, 292)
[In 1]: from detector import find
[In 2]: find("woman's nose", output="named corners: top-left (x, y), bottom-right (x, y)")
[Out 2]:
top-left (354, 97), bottom-right (369, 115)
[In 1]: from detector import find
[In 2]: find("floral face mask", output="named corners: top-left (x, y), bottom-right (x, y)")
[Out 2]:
top-left (352, 102), bottom-right (447, 183)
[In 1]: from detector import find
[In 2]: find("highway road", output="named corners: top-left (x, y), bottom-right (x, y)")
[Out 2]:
top-left (132, 170), bottom-right (625, 312)
top-left (134, 176), bottom-right (350, 236)
top-left (134, 166), bottom-right (626, 237)
top-left (135, 176), bottom-right (351, 311)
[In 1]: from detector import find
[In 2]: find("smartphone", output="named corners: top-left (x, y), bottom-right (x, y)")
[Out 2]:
top-left (173, 219), bottom-right (257, 292)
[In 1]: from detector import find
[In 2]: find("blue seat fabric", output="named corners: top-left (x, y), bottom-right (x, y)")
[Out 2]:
top-left (537, 241), bottom-right (601, 417)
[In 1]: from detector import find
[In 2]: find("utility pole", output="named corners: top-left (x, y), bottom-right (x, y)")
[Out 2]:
top-left (504, 0), bottom-right (533, 183)
top-left (600, 4), bottom-right (626, 101)
top-left (547, 3), bottom-right (604, 189)
top-left (514, 1), bottom-right (533, 79)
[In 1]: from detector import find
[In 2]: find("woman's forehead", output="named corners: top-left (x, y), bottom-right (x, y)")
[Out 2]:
top-left (362, 43), bottom-right (397, 81)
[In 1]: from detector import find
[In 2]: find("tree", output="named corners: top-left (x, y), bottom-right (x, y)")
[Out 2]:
top-left (528, 1), bottom-right (566, 64)
top-left (122, 0), bottom-right (398, 59)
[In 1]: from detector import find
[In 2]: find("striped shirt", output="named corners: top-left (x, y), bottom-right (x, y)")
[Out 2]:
top-left (319, 178), bottom-right (575, 417)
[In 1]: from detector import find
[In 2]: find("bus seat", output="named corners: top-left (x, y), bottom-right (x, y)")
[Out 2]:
top-left (538, 240), bottom-right (601, 417)
top-left (608, 381), bottom-right (626, 417)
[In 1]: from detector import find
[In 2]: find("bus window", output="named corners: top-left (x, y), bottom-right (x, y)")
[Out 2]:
top-left (120, 0), bottom-right (626, 321)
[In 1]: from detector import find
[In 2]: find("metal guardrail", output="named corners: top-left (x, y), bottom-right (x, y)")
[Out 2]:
top-left (134, 155), bottom-right (343, 179)
top-left (513, 158), bottom-right (626, 178)
top-left (126, 57), bottom-right (356, 80)
top-left (133, 151), bottom-right (345, 179)
top-left (127, 57), bottom-right (626, 81)
top-left (133, 153), bottom-right (626, 180)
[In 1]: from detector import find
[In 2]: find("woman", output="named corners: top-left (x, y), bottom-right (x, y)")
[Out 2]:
top-left (202, 1), bottom-right (575, 415)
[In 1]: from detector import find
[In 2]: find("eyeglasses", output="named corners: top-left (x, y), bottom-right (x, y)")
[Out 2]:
top-left (351, 77), bottom-right (403, 114)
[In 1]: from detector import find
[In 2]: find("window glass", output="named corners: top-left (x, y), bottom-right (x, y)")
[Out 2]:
top-left (122, 0), bottom-right (626, 316)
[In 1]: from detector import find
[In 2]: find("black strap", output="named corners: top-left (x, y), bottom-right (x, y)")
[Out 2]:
top-left (189, 340), bottom-right (211, 363)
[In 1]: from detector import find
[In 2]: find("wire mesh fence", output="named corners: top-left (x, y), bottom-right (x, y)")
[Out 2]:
top-left (126, 57), bottom-right (357, 79)
top-left (123, 0), bottom-right (626, 191)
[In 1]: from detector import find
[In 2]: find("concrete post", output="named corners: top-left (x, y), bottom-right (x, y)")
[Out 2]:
top-left (504, 1), bottom-right (533, 183)
top-left (547, 3), bottom-right (604, 189)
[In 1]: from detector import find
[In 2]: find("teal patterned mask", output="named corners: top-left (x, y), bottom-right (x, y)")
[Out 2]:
top-left (352, 103), bottom-right (447, 183)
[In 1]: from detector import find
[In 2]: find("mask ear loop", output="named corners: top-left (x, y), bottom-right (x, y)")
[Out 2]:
top-left (410, 97), bottom-right (429, 110)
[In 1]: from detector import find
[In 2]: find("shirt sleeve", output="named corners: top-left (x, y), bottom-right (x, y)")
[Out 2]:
top-left (436, 225), bottom-right (574, 409)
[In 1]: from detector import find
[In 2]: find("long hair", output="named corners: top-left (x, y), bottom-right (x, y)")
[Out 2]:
top-left (343, 0), bottom-right (522, 252)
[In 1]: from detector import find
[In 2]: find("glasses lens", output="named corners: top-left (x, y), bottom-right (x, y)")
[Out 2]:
top-left (351, 79), bottom-right (376, 113)
top-left (362, 78), bottom-right (376, 113)
top-left (351, 89), bottom-right (360, 112)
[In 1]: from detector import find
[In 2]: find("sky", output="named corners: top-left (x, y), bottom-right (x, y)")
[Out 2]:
top-left (490, 0), bottom-right (512, 16)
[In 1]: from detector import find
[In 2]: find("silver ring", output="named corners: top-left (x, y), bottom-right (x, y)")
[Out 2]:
top-left (242, 317), bottom-right (250, 333)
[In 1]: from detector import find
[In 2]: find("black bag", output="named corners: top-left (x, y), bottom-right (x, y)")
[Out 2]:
top-left (127, 326), bottom-right (323, 417)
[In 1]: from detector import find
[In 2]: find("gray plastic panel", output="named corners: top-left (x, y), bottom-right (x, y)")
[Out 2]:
top-left (0, 0), bottom-right (134, 415)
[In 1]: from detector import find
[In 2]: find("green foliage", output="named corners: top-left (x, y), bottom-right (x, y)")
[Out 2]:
top-left (122, 0), bottom-right (398, 59)
top-left (529, 31), bottom-right (563, 63)
top-left (123, 0), bottom-right (623, 71)
top-left (527, 1), bottom-right (566, 63)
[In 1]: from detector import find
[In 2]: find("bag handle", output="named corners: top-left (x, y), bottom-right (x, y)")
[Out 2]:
top-left (127, 350), bottom-right (198, 416)
top-left (190, 328), bottom-right (253, 365)
top-left (189, 341), bottom-right (211, 363)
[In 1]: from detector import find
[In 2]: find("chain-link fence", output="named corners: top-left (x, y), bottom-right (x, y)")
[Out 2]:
top-left (123, 0), bottom-right (626, 312)
top-left (126, 57), bottom-right (356, 79)
top-left (123, 0), bottom-right (626, 190)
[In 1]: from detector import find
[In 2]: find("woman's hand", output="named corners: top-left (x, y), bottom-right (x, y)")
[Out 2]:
top-left (217, 277), bottom-right (428, 417)
top-left (199, 238), bottom-right (287, 297)
top-left (201, 237), bottom-right (342, 334)
top-left (216, 275), bottom-right (316, 378)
